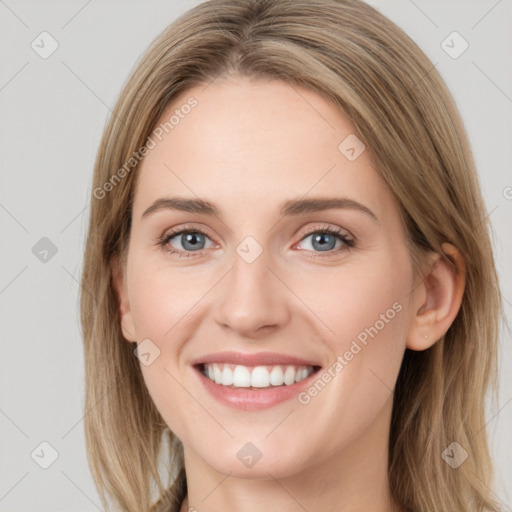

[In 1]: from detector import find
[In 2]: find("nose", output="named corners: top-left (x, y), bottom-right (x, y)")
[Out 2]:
top-left (214, 248), bottom-right (291, 340)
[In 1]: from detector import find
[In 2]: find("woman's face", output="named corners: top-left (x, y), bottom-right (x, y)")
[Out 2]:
top-left (117, 76), bottom-right (419, 479)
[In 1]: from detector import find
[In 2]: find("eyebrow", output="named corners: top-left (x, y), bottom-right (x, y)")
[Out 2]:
top-left (141, 196), bottom-right (378, 222)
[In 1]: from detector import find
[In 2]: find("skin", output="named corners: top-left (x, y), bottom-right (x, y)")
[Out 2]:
top-left (113, 76), bottom-right (465, 512)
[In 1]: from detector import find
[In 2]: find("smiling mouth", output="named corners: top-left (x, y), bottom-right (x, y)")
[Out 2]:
top-left (196, 363), bottom-right (322, 389)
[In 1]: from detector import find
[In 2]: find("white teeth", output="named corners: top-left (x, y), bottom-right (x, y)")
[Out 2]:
top-left (296, 367), bottom-right (309, 382)
top-left (213, 365), bottom-right (222, 384)
top-left (269, 366), bottom-right (284, 386)
top-left (284, 366), bottom-right (296, 385)
top-left (251, 366), bottom-right (270, 388)
top-left (232, 365), bottom-right (251, 387)
top-left (221, 366), bottom-right (233, 386)
top-left (202, 363), bottom-right (315, 388)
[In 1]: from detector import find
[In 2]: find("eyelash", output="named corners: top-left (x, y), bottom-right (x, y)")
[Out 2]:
top-left (156, 224), bottom-right (355, 259)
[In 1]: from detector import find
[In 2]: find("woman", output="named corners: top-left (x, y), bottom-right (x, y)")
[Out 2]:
top-left (80, 0), bottom-right (502, 511)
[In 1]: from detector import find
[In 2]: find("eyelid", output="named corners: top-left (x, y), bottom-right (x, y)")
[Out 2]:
top-left (158, 223), bottom-right (217, 243)
top-left (292, 223), bottom-right (355, 257)
top-left (157, 222), bottom-right (355, 257)
top-left (296, 223), bottom-right (352, 240)
top-left (156, 223), bottom-right (218, 255)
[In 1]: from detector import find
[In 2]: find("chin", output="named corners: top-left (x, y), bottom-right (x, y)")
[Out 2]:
top-left (195, 443), bottom-right (311, 480)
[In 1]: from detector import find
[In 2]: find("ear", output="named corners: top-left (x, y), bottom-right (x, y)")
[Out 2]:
top-left (406, 243), bottom-right (466, 351)
top-left (111, 255), bottom-right (137, 342)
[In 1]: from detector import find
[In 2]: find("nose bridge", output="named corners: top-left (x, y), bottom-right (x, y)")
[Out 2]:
top-left (214, 238), bottom-right (289, 337)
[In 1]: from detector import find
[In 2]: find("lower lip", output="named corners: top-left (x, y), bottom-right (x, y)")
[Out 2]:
top-left (194, 366), bottom-right (320, 411)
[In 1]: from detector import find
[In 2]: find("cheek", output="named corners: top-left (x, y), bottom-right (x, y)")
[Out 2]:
top-left (293, 251), bottom-right (413, 435)
top-left (292, 251), bottom-right (412, 352)
top-left (126, 250), bottom-right (209, 340)
top-left (125, 251), bottom-right (217, 434)
top-left (291, 249), bottom-right (412, 395)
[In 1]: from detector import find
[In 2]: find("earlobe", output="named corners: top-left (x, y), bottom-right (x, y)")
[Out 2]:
top-left (111, 255), bottom-right (137, 342)
top-left (406, 243), bottom-right (466, 351)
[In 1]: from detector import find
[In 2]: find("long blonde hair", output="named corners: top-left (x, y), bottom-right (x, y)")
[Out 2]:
top-left (80, 1), bottom-right (502, 510)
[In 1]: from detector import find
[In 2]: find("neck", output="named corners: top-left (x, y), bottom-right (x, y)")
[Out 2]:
top-left (179, 396), bottom-right (403, 512)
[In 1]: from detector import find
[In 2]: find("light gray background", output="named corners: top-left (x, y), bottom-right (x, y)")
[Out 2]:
top-left (0, 0), bottom-right (511, 510)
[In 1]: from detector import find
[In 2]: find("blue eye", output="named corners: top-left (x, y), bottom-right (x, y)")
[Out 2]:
top-left (159, 230), bottom-right (214, 257)
top-left (296, 227), bottom-right (355, 258)
top-left (157, 225), bottom-right (355, 258)
top-left (300, 231), bottom-right (344, 252)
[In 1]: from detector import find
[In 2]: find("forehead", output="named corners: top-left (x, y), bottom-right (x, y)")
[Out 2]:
top-left (133, 77), bottom-right (394, 220)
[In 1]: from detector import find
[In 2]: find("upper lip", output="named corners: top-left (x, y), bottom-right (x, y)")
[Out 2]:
top-left (191, 351), bottom-right (322, 368)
